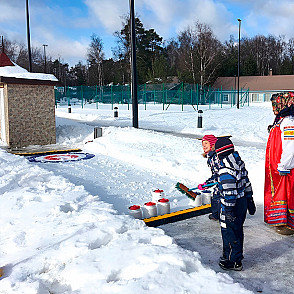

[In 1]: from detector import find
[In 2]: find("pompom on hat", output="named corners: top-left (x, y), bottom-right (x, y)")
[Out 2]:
top-left (215, 137), bottom-right (235, 160)
top-left (202, 134), bottom-right (217, 147)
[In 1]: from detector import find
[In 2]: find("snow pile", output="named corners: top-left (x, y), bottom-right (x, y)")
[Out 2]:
top-left (0, 149), bottom-right (251, 293)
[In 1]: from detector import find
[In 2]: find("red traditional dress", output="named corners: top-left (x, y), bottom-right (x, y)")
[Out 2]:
top-left (264, 116), bottom-right (294, 229)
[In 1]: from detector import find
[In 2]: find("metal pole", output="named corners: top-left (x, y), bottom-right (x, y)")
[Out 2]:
top-left (162, 83), bottom-right (165, 110)
top-left (234, 75), bottom-right (236, 106)
top-left (1, 36), bottom-right (4, 53)
top-left (144, 83), bottom-right (147, 110)
top-left (129, 0), bottom-right (139, 128)
top-left (43, 44), bottom-right (48, 73)
top-left (221, 85), bottom-right (223, 108)
top-left (26, 0), bottom-right (32, 72)
top-left (181, 82), bottom-right (184, 111)
top-left (237, 19), bottom-right (241, 109)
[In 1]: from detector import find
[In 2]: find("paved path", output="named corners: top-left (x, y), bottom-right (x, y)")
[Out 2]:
top-left (161, 205), bottom-right (294, 294)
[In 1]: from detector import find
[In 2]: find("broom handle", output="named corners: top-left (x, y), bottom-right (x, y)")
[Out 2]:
top-left (188, 182), bottom-right (217, 191)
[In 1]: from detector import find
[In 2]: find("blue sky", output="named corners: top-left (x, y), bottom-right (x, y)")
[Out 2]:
top-left (1, 0), bottom-right (294, 67)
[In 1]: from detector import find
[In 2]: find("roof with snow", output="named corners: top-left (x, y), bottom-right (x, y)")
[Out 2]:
top-left (0, 52), bottom-right (58, 84)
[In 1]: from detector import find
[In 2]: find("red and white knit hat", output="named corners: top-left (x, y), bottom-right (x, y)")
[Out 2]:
top-left (202, 134), bottom-right (218, 147)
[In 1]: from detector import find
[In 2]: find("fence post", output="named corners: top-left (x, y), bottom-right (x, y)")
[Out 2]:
top-left (95, 85), bottom-right (98, 109)
top-left (127, 85), bottom-right (130, 110)
top-left (121, 85), bottom-right (124, 105)
top-left (181, 82), bottom-right (184, 111)
top-left (220, 85), bottom-right (223, 108)
top-left (144, 83), bottom-right (147, 110)
top-left (111, 85), bottom-right (113, 110)
top-left (162, 83), bottom-right (165, 110)
top-left (67, 86), bottom-right (70, 106)
top-left (196, 84), bottom-right (199, 110)
top-left (81, 85), bottom-right (84, 109)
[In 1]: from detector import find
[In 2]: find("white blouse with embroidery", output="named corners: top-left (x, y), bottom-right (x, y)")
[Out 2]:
top-left (278, 115), bottom-right (294, 172)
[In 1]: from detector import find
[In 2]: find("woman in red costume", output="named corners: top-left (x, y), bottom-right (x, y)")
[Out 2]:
top-left (264, 92), bottom-right (294, 235)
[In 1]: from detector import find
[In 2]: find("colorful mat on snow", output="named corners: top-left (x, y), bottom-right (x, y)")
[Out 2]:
top-left (27, 152), bottom-right (95, 163)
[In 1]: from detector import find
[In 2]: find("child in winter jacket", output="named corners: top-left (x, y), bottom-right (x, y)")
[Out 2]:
top-left (208, 137), bottom-right (255, 271)
top-left (198, 134), bottom-right (220, 221)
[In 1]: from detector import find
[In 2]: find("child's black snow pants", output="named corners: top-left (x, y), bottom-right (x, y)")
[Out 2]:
top-left (220, 196), bottom-right (247, 262)
top-left (211, 191), bottom-right (221, 220)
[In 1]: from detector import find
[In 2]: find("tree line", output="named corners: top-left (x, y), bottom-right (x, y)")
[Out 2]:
top-left (3, 16), bottom-right (294, 87)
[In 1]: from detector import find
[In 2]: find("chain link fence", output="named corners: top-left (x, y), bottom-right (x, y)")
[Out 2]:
top-left (55, 83), bottom-right (250, 110)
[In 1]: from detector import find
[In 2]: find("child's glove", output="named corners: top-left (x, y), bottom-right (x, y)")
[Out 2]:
top-left (197, 182), bottom-right (207, 190)
top-left (247, 197), bottom-right (256, 215)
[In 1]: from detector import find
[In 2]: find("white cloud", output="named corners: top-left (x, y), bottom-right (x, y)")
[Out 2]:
top-left (51, 39), bottom-right (88, 65)
top-left (137, 0), bottom-right (181, 38)
top-left (169, 0), bottom-right (235, 41)
top-left (31, 27), bottom-right (89, 66)
top-left (241, 0), bottom-right (294, 39)
top-left (0, 1), bottom-right (24, 23)
top-left (84, 0), bottom-right (129, 33)
top-left (140, 0), bottom-right (179, 25)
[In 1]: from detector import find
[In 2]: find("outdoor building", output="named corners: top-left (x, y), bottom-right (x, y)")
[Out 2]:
top-left (213, 70), bottom-right (294, 104)
top-left (0, 51), bottom-right (58, 148)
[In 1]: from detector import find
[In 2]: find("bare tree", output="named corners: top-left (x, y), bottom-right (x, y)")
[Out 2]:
top-left (178, 22), bottom-right (223, 90)
top-left (178, 26), bottom-right (198, 87)
top-left (87, 33), bottom-right (104, 86)
top-left (195, 22), bottom-right (223, 89)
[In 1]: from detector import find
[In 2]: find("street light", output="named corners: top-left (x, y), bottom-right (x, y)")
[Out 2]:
top-left (237, 18), bottom-right (241, 109)
top-left (129, 0), bottom-right (138, 128)
top-left (43, 44), bottom-right (48, 73)
top-left (25, 0), bottom-right (32, 72)
top-left (234, 74), bottom-right (236, 105)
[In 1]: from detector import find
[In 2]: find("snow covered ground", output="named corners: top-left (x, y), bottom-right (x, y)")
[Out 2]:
top-left (0, 102), bottom-right (291, 293)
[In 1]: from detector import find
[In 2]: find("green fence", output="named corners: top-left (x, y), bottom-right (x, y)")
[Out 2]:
top-left (54, 83), bottom-right (250, 109)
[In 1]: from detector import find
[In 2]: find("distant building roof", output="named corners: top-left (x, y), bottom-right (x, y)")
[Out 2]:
top-left (0, 52), bottom-right (14, 67)
top-left (213, 75), bottom-right (294, 91)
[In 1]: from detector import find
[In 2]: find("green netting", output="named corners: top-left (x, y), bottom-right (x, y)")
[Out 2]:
top-left (54, 84), bottom-right (249, 109)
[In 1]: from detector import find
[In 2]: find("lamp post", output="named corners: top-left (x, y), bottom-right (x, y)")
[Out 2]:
top-left (25, 0), bottom-right (32, 72)
top-left (43, 44), bottom-right (48, 73)
top-left (234, 74), bottom-right (236, 105)
top-left (237, 18), bottom-right (241, 109)
top-left (129, 0), bottom-right (138, 128)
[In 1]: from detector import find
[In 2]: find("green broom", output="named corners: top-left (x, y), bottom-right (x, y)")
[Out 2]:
top-left (175, 182), bottom-right (200, 200)
top-left (175, 182), bottom-right (217, 200)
